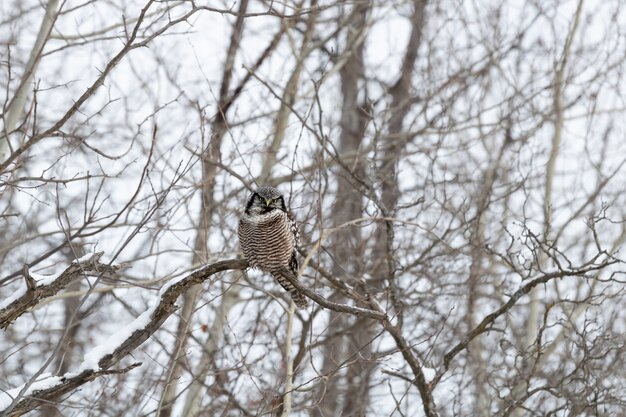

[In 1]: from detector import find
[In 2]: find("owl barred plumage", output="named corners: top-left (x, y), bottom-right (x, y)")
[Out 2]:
top-left (238, 186), bottom-right (308, 309)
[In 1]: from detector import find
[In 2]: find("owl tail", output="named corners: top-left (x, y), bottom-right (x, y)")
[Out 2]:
top-left (271, 270), bottom-right (308, 309)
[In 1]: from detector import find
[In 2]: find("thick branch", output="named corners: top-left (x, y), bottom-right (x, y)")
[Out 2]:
top-left (0, 259), bottom-right (248, 416)
top-left (0, 364), bottom-right (140, 417)
top-left (0, 252), bottom-right (118, 330)
top-left (96, 259), bottom-right (249, 370)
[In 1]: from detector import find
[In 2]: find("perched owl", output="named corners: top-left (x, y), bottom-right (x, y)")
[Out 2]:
top-left (238, 186), bottom-right (308, 309)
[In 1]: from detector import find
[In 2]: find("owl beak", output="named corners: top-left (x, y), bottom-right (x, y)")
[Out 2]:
top-left (265, 199), bottom-right (271, 207)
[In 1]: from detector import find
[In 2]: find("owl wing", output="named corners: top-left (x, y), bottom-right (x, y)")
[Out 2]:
top-left (287, 212), bottom-right (301, 248)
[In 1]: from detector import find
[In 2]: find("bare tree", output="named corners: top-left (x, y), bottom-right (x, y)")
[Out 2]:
top-left (2, 1), bottom-right (626, 416)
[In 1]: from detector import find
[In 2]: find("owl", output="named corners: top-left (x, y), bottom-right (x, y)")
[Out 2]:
top-left (238, 186), bottom-right (308, 309)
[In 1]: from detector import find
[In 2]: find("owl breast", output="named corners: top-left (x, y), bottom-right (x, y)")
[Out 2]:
top-left (238, 210), bottom-right (296, 271)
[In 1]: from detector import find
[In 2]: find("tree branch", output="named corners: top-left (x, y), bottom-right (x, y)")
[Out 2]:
top-left (0, 258), bottom-right (248, 416)
top-left (278, 267), bottom-right (386, 320)
top-left (437, 261), bottom-right (618, 382)
top-left (0, 252), bottom-right (118, 330)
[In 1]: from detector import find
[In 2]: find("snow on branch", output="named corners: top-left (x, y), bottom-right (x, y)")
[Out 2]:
top-left (0, 365), bottom-right (140, 416)
top-left (0, 258), bottom-right (248, 416)
top-left (0, 252), bottom-right (119, 330)
top-left (0, 256), bottom-right (412, 416)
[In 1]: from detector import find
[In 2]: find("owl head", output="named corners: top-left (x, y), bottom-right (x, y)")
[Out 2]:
top-left (245, 186), bottom-right (287, 215)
